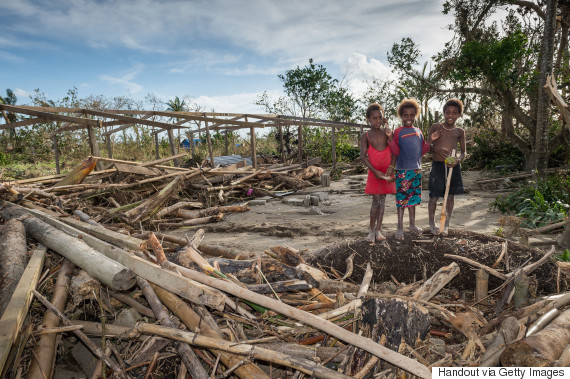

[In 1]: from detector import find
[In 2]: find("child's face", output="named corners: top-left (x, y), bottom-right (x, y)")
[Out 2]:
top-left (401, 107), bottom-right (416, 127)
top-left (444, 106), bottom-right (460, 125)
top-left (367, 110), bottom-right (383, 129)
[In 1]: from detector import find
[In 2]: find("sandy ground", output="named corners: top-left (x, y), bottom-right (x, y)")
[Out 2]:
top-left (170, 170), bottom-right (552, 256)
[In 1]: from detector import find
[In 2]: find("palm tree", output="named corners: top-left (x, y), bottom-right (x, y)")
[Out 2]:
top-left (165, 96), bottom-right (188, 149)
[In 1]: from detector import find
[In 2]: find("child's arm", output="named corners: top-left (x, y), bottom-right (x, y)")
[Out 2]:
top-left (388, 128), bottom-right (400, 156)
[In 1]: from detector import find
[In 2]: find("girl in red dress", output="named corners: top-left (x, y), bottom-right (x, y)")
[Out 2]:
top-left (360, 103), bottom-right (396, 242)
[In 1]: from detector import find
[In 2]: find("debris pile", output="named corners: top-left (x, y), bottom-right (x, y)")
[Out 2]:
top-left (0, 155), bottom-right (569, 378)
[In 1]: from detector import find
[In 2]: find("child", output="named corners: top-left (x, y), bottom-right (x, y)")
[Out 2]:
top-left (360, 103), bottom-right (396, 242)
top-left (389, 99), bottom-right (438, 240)
top-left (427, 99), bottom-right (466, 235)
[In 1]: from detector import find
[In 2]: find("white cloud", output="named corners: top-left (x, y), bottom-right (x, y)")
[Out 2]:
top-left (100, 63), bottom-right (145, 94)
top-left (342, 53), bottom-right (394, 96)
top-left (13, 88), bottom-right (33, 97)
top-left (193, 91), bottom-right (273, 114)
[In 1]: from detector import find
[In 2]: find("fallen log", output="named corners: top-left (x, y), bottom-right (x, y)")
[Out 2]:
top-left (1, 204), bottom-right (136, 291)
top-left (0, 246), bottom-right (46, 374)
top-left (151, 284), bottom-right (269, 379)
top-left (158, 213), bottom-right (223, 228)
top-left (137, 278), bottom-right (208, 379)
top-left (412, 262), bottom-right (460, 302)
top-left (0, 219), bottom-right (28, 317)
top-left (135, 322), bottom-right (351, 379)
top-left (175, 203), bottom-right (250, 219)
top-left (25, 259), bottom-right (74, 379)
top-left (246, 279), bottom-right (312, 294)
top-left (479, 317), bottom-right (519, 366)
top-left (6, 202), bottom-right (225, 310)
top-left (501, 308), bottom-right (570, 366)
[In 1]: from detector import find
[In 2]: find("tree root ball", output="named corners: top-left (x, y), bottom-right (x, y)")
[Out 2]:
top-left (307, 229), bottom-right (561, 294)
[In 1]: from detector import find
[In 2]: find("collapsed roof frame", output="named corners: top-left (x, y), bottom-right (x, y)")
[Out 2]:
top-left (1, 104), bottom-right (368, 172)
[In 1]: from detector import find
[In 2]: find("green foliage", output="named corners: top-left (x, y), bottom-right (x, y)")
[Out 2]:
top-left (0, 150), bottom-right (11, 166)
top-left (452, 31), bottom-right (528, 89)
top-left (463, 130), bottom-right (525, 170)
top-left (492, 175), bottom-right (570, 228)
top-left (556, 249), bottom-right (570, 262)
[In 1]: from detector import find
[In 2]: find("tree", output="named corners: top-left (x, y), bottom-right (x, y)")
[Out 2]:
top-left (0, 89), bottom-right (19, 138)
top-left (388, 0), bottom-right (570, 170)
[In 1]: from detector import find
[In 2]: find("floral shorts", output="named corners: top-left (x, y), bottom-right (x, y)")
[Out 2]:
top-left (395, 169), bottom-right (422, 208)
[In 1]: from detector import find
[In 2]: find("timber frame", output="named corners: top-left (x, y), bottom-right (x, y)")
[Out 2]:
top-left (0, 105), bottom-right (367, 172)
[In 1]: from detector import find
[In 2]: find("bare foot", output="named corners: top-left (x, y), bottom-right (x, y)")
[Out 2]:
top-left (429, 224), bottom-right (440, 235)
top-left (395, 229), bottom-right (404, 241)
top-left (409, 225), bottom-right (423, 235)
top-left (365, 231), bottom-right (375, 242)
top-left (441, 226), bottom-right (449, 236)
top-left (375, 230), bottom-right (386, 241)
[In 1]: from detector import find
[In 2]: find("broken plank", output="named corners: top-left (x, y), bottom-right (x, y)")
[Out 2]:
top-left (0, 246), bottom-right (46, 373)
top-left (114, 162), bottom-right (160, 176)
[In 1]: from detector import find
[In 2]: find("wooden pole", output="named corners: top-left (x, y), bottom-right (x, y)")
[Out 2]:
top-left (154, 132), bottom-right (160, 159)
top-left (106, 134), bottom-right (113, 159)
top-left (278, 125), bottom-right (285, 162)
top-left (224, 130), bottom-right (229, 156)
top-left (297, 125), bottom-right (303, 163)
top-left (435, 110), bottom-right (439, 123)
top-left (166, 128), bottom-right (180, 167)
top-left (88, 121), bottom-right (103, 170)
top-left (332, 126), bottom-right (337, 168)
top-left (189, 132), bottom-right (195, 161)
top-left (52, 135), bottom-right (60, 174)
top-left (205, 121), bottom-right (214, 167)
top-left (439, 148), bottom-right (456, 233)
top-left (248, 117), bottom-right (257, 168)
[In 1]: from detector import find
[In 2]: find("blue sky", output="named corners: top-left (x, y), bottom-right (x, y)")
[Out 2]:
top-left (0, 0), bottom-right (454, 114)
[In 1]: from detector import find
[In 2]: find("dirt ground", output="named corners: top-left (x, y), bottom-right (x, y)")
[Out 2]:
top-left (171, 170), bottom-right (562, 256)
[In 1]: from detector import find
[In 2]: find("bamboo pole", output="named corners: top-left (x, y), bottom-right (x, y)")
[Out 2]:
top-left (25, 260), bottom-right (74, 379)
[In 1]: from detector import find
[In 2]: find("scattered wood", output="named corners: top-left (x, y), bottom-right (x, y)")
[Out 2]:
top-left (0, 219), bottom-right (28, 317)
top-left (412, 262), bottom-right (460, 302)
top-left (53, 156), bottom-right (98, 187)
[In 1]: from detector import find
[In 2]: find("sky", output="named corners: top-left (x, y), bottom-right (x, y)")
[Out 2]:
top-left (0, 0), bottom-right (456, 115)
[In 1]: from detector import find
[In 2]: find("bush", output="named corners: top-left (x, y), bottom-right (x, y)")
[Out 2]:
top-left (463, 129), bottom-right (525, 171)
top-left (491, 175), bottom-right (570, 228)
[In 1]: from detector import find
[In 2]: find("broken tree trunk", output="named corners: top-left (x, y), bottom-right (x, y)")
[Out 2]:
top-left (501, 308), bottom-right (570, 366)
top-left (25, 260), bottom-right (74, 379)
top-left (412, 262), bottom-right (459, 302)
top-left (175, 203), bottom-right (250, 219)
top-left (53, 156), bottom-right (98, 187)
top-left (0, 219), bottom-right (28, 317)
top-left (124, 176), bottom-right (182, 223)
top-left (1, 204), bottom-right (136, 291)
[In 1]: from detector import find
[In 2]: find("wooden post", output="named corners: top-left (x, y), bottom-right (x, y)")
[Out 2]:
top-left (297, 125), bottom-right (303, 163)
top-left (88, 121), bottom-right (103, 170)
top-left (248, 117), bottom-right (257, 168)
top-left (105, 135), bottom-right (113, 159)
top-left (475, 269), bottom-right (489, 304)
top-left (166, 128), bottom-right (180, 167)
top-left (435, 111), bottom-right (439, 123)
top-left (52, 136), bottom-right (60, 174)
top-left (224, 130), bottom-right (229, 156)
top-left (189, 132), bottom-right (195, 161)
top-left (154, 131), bottom-right (160, 160)
top-left (359, 125), bottom-right (364, 150)
top-left (278, 125), bottom-right (285, 162)
top-left (205, 122), bottom-right (214, 167)
top-left (331, 126), bottom-right (337, 168)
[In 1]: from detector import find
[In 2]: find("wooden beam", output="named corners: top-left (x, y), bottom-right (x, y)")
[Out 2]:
top-left (53, 136), bottom-right (60, 174)
top-left (278, 125), bottom-right (285, 162)
top-left (0, 117), bottom-right (47, 130)
top-left (0, 246), bottom-right (46, 373)
top-left (297, 125), bottom-right (303, 163)
top-left (166, 128), bottom-right (179, 167)
top-left (248, 117), bottom-right (257, 168)
top-left (0, 104), bottom-right (99, 127)
top-left (88, 121), bottom-right (103, 170)
top-left (101, 114), bottom-right (155, 136)
top-left (332, 127), bottom-right (337, 168)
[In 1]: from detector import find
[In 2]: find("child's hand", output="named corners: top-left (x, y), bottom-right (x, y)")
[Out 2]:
top-left (386, 166), bottom-right (394, 177)
top-left (385, 126), bottom-right (393, 140)
top-left (430, 128), bottom-right (441, 142)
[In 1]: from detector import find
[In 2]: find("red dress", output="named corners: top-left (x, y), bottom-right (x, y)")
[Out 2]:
top-left (364, 133), bottom-right (396, 195)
